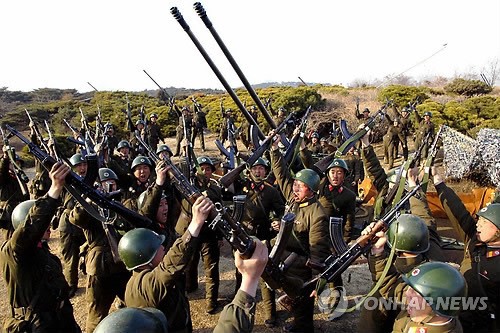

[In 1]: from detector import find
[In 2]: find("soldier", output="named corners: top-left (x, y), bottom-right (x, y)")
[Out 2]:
top-left (28, 125), bottom-right (51, 199)
top-left (239, 106), bottom-right (258, 149)
top-left (434, 171), bottom-right (500, 332)
top-left (0, 146), bottom-right (29, 239)
top-left (319, 137), bottom-right (336, 154)
top-left (147, 113), bottom-right (164, 152)
top-left (0, 162), bottom-right (81, 333)
top-left (356, 107), bottom-right (371, 120)
top-left (219, 108), bottom-right (236, 146)
top-left (119, 196), bottom-right (214, 333)
top-left (174, 107), bottom-right (192, 157)
top-left (58, 153), bottom-right (88, 298)
top-left (382, 115), bottom-right (403, 169)
top-left (237, 157), bottom-right (285, 327)
top-left (395, 106), bottom-right (413, 160)
top-left (104, 124), bottom-right (119, 154)
top-left (306, 132), bottom-right (322, 155)
top-left (191, 105), bottom-right (208, 152)
top-left (343, 146), bottom-right (364, 194)
top-left (414, 111), bottom-right (435, 162)
top-left (122, 156), bottom-right (154, 201)
top-left (130, 120), bottom-right (147, 158)
top-left (106, 140), bottom-right (133, 190)
top-left (175, 156), bottom-right (223, 314)
top-left (394, 262), bottom-right (466, 332)
top-left (270, 135), bottom-right (331, 333)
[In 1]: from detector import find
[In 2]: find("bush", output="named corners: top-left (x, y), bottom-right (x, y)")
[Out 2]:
top-left (444, 78), bottom-right (493, 96)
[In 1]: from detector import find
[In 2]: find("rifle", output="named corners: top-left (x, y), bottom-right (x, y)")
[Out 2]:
top-left (87, 82), bottom-right (99, 92)
top-left (0, 126), bottom-right (30, 196)
top-left (25, 109), bottom-right (50, 154)
top-left (79, 107), bottom-right (95, 146)
top-left (384, 130), bottom-right (431, 208)
top-left (123, 94), bottom-right (134, 132)
top-left (6, 125), bottom-right (152, 262)
top-left (329, 217), bottom-right (349, 255)
top-left (143, 70), bottom-right (182, 118)
top-left (302, 183), bottom-right (422, 290)
top-left (134, 131), bottom-right (256, 258)
top-left (421, 125), bottom-right (443, 192)
top-left (170, 7), bottom-right (265, 141)
top-left (63, 119), bottom-right (82, 140)
top-left (219, 112), bottom-right (296, 188)
top-left (283, 106), bottom-right (311, 165)
top-left (43, 120), bottom-right (59, 160)
top-left (312, 101), bottom-right (392, 175)
top-left (139, 105), bottom-right (146, 123)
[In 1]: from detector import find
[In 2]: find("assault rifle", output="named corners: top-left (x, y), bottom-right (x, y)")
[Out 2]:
top-left (25, 109), bottom-right (50, 154)
top-left (302, 183), bottom-right (421, 290)
top-left (143, 70), bottom-right (182, 117)
top-left (79, 107), bottom-right (95, 146)
top-left (421, 125), bottom-right (443, 192)
top-left (283, 106), bottom-right (311, 165)
top-left (6, 125), bottom-right (152, 262)
top-left (0, 126), bottom-right (29, 196)
top-left (219, 112), bottom-right (295, 188)
top-left (134, 131), bottom-right (255, 258)
top-left (123, 94), bottom-right (134, 132)
top-left (170, 6), bottom-right (265, 141)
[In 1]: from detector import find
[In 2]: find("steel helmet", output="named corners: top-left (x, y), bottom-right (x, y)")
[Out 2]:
top-left (98, 168), bottom-right (118, 182)
top-left (251, 157), bottom-right (269, 169)
top-left (136, 120), bottom-right (146, 127)
top-left (293, 169), bottom-right (320, 192)
top-left (118, 228), bottom-right (166, 270)
top-left (363, 107), bottom-right (370, 113)
top-left (11, 200), bottom-right (36, 230)
top-left (387, 214), bottom-right (430, 254)
top-left (311, 132), bottom-right (320, 139)
top-left (403, 261), bottom-right (467, 317)
top-left (117, 140), bottom-right (131, 150)
top-left (326, 158), bottom-right (349, 173)
top-left (149, 113), bottom-right (159, 119)
top-left (477, 203), bottom-right (500, 229)
top-left (131, 156), bottom-right (152, 170)
top-left (69, 153), bottom-right (86, 167)
top-left (94, 307), bottom-right (168, 333)
top-left (197, 156), bottom-right (216, 172)
top-left (156, 144), bottom-right (173, 157)
top-left (423, 111), bottom-right (432, 117)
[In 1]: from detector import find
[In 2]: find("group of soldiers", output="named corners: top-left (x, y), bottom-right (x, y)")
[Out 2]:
top-left (0, 101), bottom-right (499, 333)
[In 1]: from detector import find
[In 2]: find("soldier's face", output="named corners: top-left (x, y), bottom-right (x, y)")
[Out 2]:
top-left (405, 286), bottom-right (433, 321)
top-left (476, 217), bottom-right (499, 243)
top-left (156, 198), bottom-right (169, 225)
top-left (200, 164), bottom-right (213, 179)
top-left (312, 137), bottom-right (318, 144)
top-left (134, 165), bottom-right (151, 183)
top-left (292, 180), bottom-right (313, 203)
top-left (250, 165), bottom-right (266, 180)
top-left (118, 147), bottom-right (130, 158)
top-left (424, 115), bottom-right (430, 122)
top-left (328, 167), bottom-right (345, 187)
top-left (74, 163), bottom-right (88, 177)
top-left (42, 227), bottom-right (51, 241)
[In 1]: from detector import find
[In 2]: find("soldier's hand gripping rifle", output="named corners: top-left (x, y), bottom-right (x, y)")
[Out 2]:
top-left (219, 112), bottom-right (296, 188)
top-left (43, 120), bottom-right (59, 161)
top-left (421, 125), bottom-right (443, 192)
top-left (134, 131), bottom-right (256, 258)
top-left (283, 106), bottom-right (312, 165)
top-left (170, 6), bottom-right (265, 141)
top-left (25, 109), bottom-right (51, 154)
top-left (6, 125), bottom-right (152, 262)
top-left (301, 183), bottom-right (421, 291)
top-left (0, 126), bottom-right (30, 196)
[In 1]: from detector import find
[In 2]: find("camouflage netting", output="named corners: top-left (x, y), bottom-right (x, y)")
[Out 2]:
top-left (442, 125), bottom-right (500, 187)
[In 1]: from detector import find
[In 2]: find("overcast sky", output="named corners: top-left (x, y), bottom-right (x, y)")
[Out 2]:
top-left (1, 0), bottom-right (499, 93)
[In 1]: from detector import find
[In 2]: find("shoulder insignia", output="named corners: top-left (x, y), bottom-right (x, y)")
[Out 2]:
top-left (298, 202), bottom-right (310, 208)
top-left (486, 249), bottom-right (500, 258)
top-left (408, 327), bottom-right (427, 333)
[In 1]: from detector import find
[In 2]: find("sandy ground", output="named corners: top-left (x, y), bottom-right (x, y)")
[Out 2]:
top-left (0, 131), bottom-right (465, 332)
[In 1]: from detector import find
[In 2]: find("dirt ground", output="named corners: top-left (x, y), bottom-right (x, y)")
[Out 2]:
top-left (0, 131), bottom-right (467, 332)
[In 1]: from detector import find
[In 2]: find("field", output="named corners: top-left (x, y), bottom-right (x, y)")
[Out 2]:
top-left (0, 131), bottom-right (469, 332)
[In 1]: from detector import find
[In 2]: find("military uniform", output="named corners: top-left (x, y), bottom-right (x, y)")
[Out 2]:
top-left (174, 112), bottom-right (192, 157)
top-left (124, 231), bottom-right (199, 333)
top-left (106, 154), bottom-right (132, 190)
top-left (219, 112), bottom-right (235, 145)
top-left (0, 157), bottom-right (29, 239)
top-left (69, 204), bottom-right (131, 333)
top-left (270, 148), bottom-right (331, 331)
top-left (436, 182), bottom-right (500, 332)
top-left (213, 290), bottom-right (256, 333)
top-left (148, 121), bottom-right (163, 152)
top-left (414, 112), bottom-right (435, 160)
top-left (396, 108), bottom-right (413, 160)
top-left (28, 132), bottom-right (51, 199)
top-left (343, 150), bottom-right (364, 194)
top-left (361, 144), bottom-right (390, 218)
top-left (191, 110), bottom-right (207, 151)
top-left (0, 197), bottom-right (80, 332)
top-left (175, 175), bottom-right (222, 309)
top-left (392, 311), bottom-right (463, 332)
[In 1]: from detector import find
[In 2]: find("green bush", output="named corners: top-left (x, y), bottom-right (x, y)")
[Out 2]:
top-left (444, 78), bottom-right (493, 96)
top-left (378, 85), bottom-right (430, 109)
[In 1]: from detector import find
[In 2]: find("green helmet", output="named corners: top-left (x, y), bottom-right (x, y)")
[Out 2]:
top-left (363, 107), bottom-right (370, 113)
top-left (149, 113), bottom-right (159, 119)
top-left (136, 120), bottom-right (146, 127)
top-left (311, 132), bottom-right (320, 139)
top-left (326, 158), bottom-right (349, 173)
top-left (293, 169), bottom-right (320, 192)
top-left (117, 140), bottom-right (131, 150)
top-left (94, 307), bottom-right (168, 333)
top-left (131, 156), bottom-right (152, 170)
top-left (98, 168), bottom-right (118, 182)
top-left (118, 228), bottom-right (166, 270)
top-left (403, 261), bottom-right (467, 317)
top-left (69, 153), bottom-right (86, 167)
top-left (423, 111), bottom-right (432, 117)
top-left (387, 214), bottom-right (430, 254)
top-left (251, 157), bottom-right (269, 169)
top-left (11, 200), bottom-right (36, 230)
top-left (197, 156), bottom-right (215, 171)
top-left (401, 107), bottom-right (410, 113)
top-left (477, 203), bottom-right (500, 229)
top-left (156, 144), bottom-right (173, 157)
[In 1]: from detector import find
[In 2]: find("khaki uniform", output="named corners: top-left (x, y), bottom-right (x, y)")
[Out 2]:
top-left (175, 115), bottom-right (192, 156)
top-left (343, 151), bottom-right (364, 194)
top-left (361, 145), bottom-right (390, 218)
top-left (0, 196), bottom-right (80, 333)
top-left (69, 204), bottom-right (131, 333)
top-left (148, 122), bottom-right (163, 152)
top-left (213, 290), bottom-right (256, 333)
top-left (0, 157), bottom-right (29, 239)
top-left (106, 155), bottom-right (132, 190)
top-left (191, 110), bottom-right (207, 150)
top-left (392, 311), bottom-right (463, 332)
top-left (28, 132), bottom-right (51, 199)
top-left (270, 148), bottom-right (331, 331)
top-left (414, 113), bottom-right (435, 161)
top-left (124, 231), bottom-right (199, 333)
top-left (175, 176), bottom-right (222, 304)
top-left (436, 182), bottom-right (500, 332)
